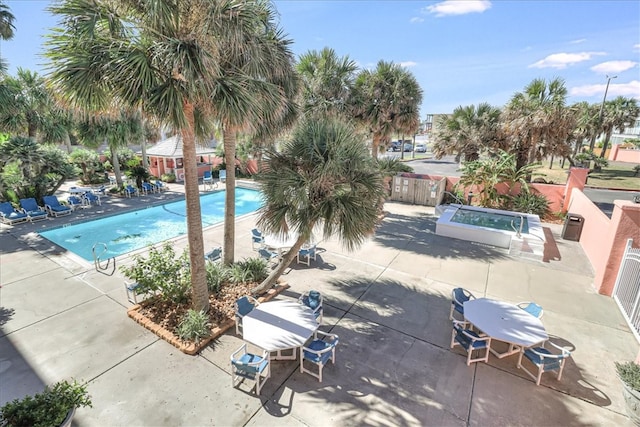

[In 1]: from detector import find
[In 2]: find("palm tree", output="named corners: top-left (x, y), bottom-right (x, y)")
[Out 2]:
top-left (571, 101), bottom-right (600, 157)
top-left (599, 96), bottom-right (640, 158)
top-left (253, 116), bottom-right (386, 294)
top-left (432, 103), bottom-right (503, 162)
top-left (296, 47), bottom-right (357, 119)
top-left (0, 1), bottom-right (15, 74)
top-left (351, 61), bottom-right (423, 159)
top-left (501, 78), bottom-right (570, 171)
top-left (0, 69), bottom-right (50, 138)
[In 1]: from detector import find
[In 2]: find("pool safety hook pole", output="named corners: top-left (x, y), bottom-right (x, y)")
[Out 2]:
top-left (92, 242), bottom-right (116, 276)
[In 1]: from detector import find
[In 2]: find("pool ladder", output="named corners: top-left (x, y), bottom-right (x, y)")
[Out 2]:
top-left (510, 214), bottom-right (525, 238)
top-left (93, 242), bottom-right (116, 275)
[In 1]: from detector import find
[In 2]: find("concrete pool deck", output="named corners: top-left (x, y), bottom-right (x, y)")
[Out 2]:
top-left (0, 181), bottom-right (638, 426)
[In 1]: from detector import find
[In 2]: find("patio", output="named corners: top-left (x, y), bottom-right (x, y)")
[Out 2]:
top-left (0, 192), bottom-right (637, 426)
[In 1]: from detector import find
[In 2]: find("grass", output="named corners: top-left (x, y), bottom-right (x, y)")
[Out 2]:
top-left (536, 160), bottom-right (640, 190)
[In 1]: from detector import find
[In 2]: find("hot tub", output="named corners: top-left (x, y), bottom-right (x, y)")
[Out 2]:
top-left (435, 204), bottom-right (545, 255)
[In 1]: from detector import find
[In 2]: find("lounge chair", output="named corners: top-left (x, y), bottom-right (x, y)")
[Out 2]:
top-left (0, 202), bottom-right (29, 225)
top-left (205, 246), bottom-right (222, 262)
top-left (19, 198), bottom-right (48, 222)
top-left (141, 182), bottom-right (156, 195)
top-left (219, 169), bottom-right (226, 183)
top-left (124, 185), bottom-right (138, 198)
top-left (43, 195), bottom-right (72, 217)
top-left (67, 196), bottom-right (86, 211)
top-left (251, 228), bottom-right (264, 250)
top-left (155, 180), bottom-right (168, 191)
top-left (83, 192), bottom-right (101, 206)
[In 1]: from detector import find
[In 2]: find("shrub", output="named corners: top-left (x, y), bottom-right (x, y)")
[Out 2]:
top-left (161, 172), bottom-right (176, 183)
top-left (0, 380), bottom-right (92, 427)
top-left (120, 243), bottom-right (191, 304)
top-left (176, 309), bottom-right (211, 344)
top-left (616, 361), bottom-right (640, 392)
top-left (205, 261), bottom-right (229, 294)
top-left (507, 192), bottom-right (550, 217)
top-left (235, 257), bottom-right (269, 283)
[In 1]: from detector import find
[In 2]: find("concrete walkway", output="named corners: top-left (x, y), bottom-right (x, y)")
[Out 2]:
top-left (0, 184), bottom-right (637, 426)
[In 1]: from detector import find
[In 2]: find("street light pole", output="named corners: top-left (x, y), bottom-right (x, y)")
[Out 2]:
top-left (589, 75), bottom-right (617, 151)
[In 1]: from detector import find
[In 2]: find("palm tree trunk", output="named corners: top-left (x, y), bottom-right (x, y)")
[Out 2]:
top-left (223, 126), bottom-right (237, 265)
top-left (371, 133), bottom-right (381, 160)
top-left (600, 130), bottom-right (613, 158)
top-left (111, 148), bottom-right (123, 187)
top-left (182, 101), bottom-right (209, 312)
top-left (64, 132), bottom-right (72, 153)
top-left (252, 235), bottom-right (307, 295)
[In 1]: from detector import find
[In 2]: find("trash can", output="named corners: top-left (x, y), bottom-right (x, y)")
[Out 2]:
top-left (562, 214), bottom-right (584, 241)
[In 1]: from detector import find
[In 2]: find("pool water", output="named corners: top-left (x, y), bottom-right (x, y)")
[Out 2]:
top-left (450, 208), bottom-right (529, 234)
top-left (40, 188), bottom-right (263, 261)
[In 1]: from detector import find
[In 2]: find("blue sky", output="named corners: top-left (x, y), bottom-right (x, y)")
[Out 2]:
top-left (2, 0), bottom-right (639, 116)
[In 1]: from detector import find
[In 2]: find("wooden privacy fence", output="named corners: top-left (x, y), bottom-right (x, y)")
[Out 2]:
top-left (390, 176), bottom-right (446, 206)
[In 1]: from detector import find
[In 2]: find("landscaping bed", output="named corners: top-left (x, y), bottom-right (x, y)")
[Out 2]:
top-left (128, 282), bottom-right (289, 355)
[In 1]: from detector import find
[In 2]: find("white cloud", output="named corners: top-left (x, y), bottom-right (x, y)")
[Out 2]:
top-left (424, 0), bottom-right (491, 17)
top-left (591, 60), bottom-right (638, 74)
top-left (634, 44), bottom-right (640, 51)
top-left (570, 38), bottom-right (587, 44)
top-left (400, 61), bottom-right (417, 68)
top-left (570, 80), bottom-right (640, 99)
top-left (529, 52), bottom-right (605, 69)
top-left (410, 16), bottom-right (424, 23)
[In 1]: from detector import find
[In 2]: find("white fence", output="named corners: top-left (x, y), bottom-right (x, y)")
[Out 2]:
top-left (613, 239), bottom-right (640, 342)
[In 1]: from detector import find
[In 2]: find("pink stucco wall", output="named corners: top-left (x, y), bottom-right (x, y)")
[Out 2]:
top-left (608, 145), bottom-right (640, 163)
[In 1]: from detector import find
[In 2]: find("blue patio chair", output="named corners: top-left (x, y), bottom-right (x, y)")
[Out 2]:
top-left (517, 339), bottom-right (571, 385)
top-left (155, 180), bottom-right (168, 191)
top-left (297, 243), bottom-right (317, 266)
top-left (230, 343), bottom-right (270, 395)
top-left (95, 185), bottom-right (107, 195)
top-left (235, 295), bottom-right (259, 336)
top-left (219, 169), bottom-right (226, 183)
top-left (258, 247), bottom-right (279, 266)
top-left (67, 196), bottom-right (86, 211)
top-left (204, 246), bottom-right (222, 262)
top-left (203, 170), bottom-right (213, 183)
top-left (300, 330), bottom-right (339, 382)
top-left (124, 185), bottom-right (138, 198)
top-left (450, 319), bottom-right (491, 365)
top-left (450, 287), bottom-right (475, 320)
top-left (0, 202), bottom-right (29, 225)
top-left (517, 302), bottom-right (544, 319)
top-left (19, 198), bottom-right (48, 222)
top-left (251, 228), bottom-right (264, 250)
top-left (141, 182), bottom-right (156, 195)
top-left (298, 290), bottom-right (323, 323)
top-left (83, 192), bottom-right (101, 206)
top-left (43, 195), bottom-right (72, 217)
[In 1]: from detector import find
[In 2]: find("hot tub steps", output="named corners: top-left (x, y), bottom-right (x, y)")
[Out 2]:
top-left (509, 236), bottom-right (544, 261)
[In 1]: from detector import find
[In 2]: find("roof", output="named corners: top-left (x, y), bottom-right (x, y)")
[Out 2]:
top-left (143, 135), bottom-right (218, 157)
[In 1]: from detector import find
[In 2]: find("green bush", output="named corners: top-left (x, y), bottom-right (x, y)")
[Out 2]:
top-left (161, 172), bottom-right (176, 183)
top-left (120, 243), bottom-right (191, 304)
top-left (616, 361), bottom-right (640, 391)
top-left (235, 257), bottom-right (269, 283)
top-left (507, 192), bottom-right (550, 217)
top-left (176, 309), bottom-right (211, 344)
top-left (205, 261), bottom-right (229, 294)
top-left (0, 380), bottom-right (92, 427)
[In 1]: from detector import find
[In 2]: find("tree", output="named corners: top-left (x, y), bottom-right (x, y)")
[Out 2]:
top-left (0, 69), bottom-right (50, 138)
top-left (0, 1), bottom-right (15, 74)
top-left (599, 96), bottom-right (640, 158)
top-left (252, 116), bottom-right (386, 294)
top-left (502, 77), bottom-right (571, 171)
top-left (351, 61), bottom-right (423, 158)
top-left (296, 47), bottom-right (357, 119)
top-left (432, 103), bottom-right (503, 162)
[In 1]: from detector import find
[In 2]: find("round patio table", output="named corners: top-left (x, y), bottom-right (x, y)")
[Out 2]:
top-left (463, 298), bottom-right (548, 358)
top-left (242, 300), bottom-right (318, 360)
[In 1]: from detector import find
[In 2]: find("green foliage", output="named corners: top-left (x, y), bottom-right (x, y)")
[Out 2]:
top-left (176, 309), bottom-right (211, 344)
top-left (120, 243), bottom-right (191, 305)
top-left (69, 148), bottom-right (101, 184)
top-left (161, 172), bottom-right (176, 183)
top-left (0, 380), bottom-right (92, 427)
top-left (616, 361), bottom-right (640, 392)
top-left (235, 258), bottom-right (269, 283)
top-left (633, 165), bottom-right (640, 177)
top-left (125, 165), bottom-right (150, 188)
top-left (574, 150), bottom-right (608, 169)
top-left (376, 157), bottom-right (414, 177)
top-left (205, 261), bottom-right (229, 294)
top-left (505, 192), bottom-right (550, 217)
top-left (457, 150), bottom-right (540, 208)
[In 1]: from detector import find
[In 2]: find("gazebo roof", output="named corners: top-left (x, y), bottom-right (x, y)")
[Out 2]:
top-left (143, 135), bottom-right (218, 157)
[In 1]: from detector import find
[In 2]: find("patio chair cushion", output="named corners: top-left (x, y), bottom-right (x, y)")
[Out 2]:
top-left (523, 347), bottom-right (563, 370)
top-left (233, 353), bottom-right (269, 376)
top-left (236, 296), bottom-right (256, 317)
top-left (303, 340), bottom-right (334, 365)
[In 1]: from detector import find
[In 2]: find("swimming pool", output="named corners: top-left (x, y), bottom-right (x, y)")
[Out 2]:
top-left (40, 188), bottom-right (263, 261)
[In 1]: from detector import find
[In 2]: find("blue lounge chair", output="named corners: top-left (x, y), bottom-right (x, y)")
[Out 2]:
top-left (251, 228), bottom-right (264, 250)
top-left (19, 198), bottom-right (48, 222)
top-left (43, 195), bottom-right (72, 217)
top-left (155, 180), bottom-right (168, 191)
top-left (205, 246), bottom-right (222, 262)
top-left (124, 185), bottom-right (138, 198)
top-left (219, 169), bottom-right (226, 183)
top-left (83, 192), bottom-right (101, 206)
top-left (0, 202), bottom-right (29, 225)
top-left (67, 196), bottom-right (86, 210)
top-left (141, 182), bottom-right (156, 195)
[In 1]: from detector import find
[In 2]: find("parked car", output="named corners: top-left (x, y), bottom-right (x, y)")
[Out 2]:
top-left (415, 143), bottom-right (427, 153)
top-left (403, 143), bottom-right (413, 152)
top-left (389, 141), bottom-right (402, 152)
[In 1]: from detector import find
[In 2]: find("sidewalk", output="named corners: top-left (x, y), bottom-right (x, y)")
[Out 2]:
top-left (0, 189), bottom-right (637, 426)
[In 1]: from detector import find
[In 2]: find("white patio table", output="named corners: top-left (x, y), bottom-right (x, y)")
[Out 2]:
top-left (243, 300), bottom-right (318, 360)
top-left (463, 298), bottom-right (548, 359)
top-left (68, 186), bottom-right (94, 194)
top-left (263, 233), bottom-right (298, 259)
